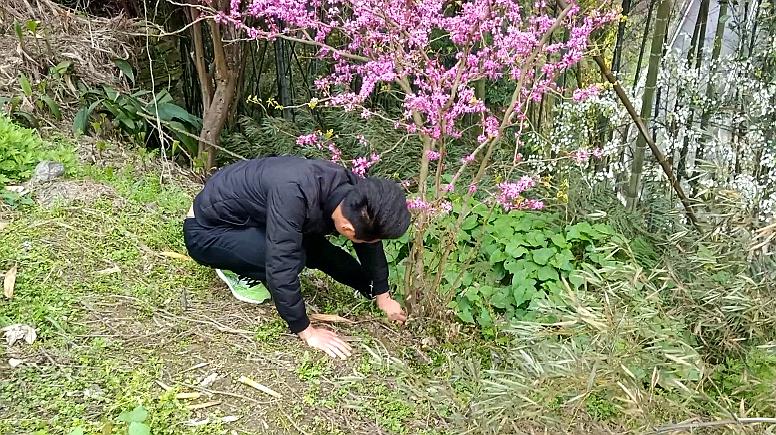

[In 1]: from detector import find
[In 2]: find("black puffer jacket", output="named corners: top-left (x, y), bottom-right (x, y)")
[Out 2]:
top-left (193, 156), bottom-right (389, 333)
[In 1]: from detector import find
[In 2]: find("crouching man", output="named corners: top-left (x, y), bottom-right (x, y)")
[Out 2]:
top-left (183, 156), bottom-right (410, 359)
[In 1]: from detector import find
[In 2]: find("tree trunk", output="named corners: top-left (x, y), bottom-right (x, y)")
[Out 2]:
top-left (275, 38), bottom-right (294, 121)
top-left (612, 0), bottom-right (632, 74)
top-left (633, 0), bottom-right (658, 90)
top-left (692, 0), bottom-right (728, 195)
top-left (626, 0), bottom-right (672, 210)
top-left (189, 1), bottom-right (242, 171)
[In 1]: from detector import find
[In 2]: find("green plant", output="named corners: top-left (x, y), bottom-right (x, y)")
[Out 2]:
top-left (0, 61), bottom-right (74, 128)
top-left (0, 115), bottom-right (44, 187)
top-left (74, 87), bottom-right (201, 159)
top-left (385, 196), bottom-right (624, 332)
top-left (118, 405), bottom-right (151, 435)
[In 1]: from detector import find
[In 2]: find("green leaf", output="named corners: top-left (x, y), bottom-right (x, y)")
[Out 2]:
top-left (53, 61), bottom-right (72, 75)
top-left (490, 288), bottom-right (511, 309)
top-left (18, 74), bottom-right (32, 97)
top-left (569, 272), bottom-right (585, 290)
top-left (14, 21), bottom-right (23, 41)
top-left (73, 100), bottom-right (101, 134)
top-left (476, 308), bottom-right (493, 328)
top-left (525, 231), bottom-right (547, 247)
top-left (504, 243), bottom-right (527, 259)
top-left (128, 422), bottom-right (151, 435)
top-left (456, 302), bottom-right (475, 324)
top-left (40, 95), bottom-right (61, 119)
top-left (550, 249), bottom-right (575, 271)
top-left (550, 233), bottom-right (567, 248)
top-left (118, 405), bottom-right (148, 423)
top-left (68, 428), bottom-right (85, 435)
top-left (537, 265), bottom-right (559, 281)
top-left (461, 215), bottom-right (479, 231)
top-left (532, 247), bottom-right (555, 265)
top-left (113, 59), bottom-right (136, 84)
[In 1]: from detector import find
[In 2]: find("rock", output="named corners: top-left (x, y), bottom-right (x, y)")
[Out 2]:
top-left (1, 324), bottom-right (37, 346)
top-left (8, 358), bottom-right (23, 368)
top-left (31, 161), bottom-right (65, 183)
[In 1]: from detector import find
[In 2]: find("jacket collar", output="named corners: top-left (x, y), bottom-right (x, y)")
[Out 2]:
top-left (324, 183), bottom-right (354, 218)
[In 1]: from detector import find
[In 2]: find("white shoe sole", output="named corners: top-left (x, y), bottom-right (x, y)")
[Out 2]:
top-left (215, 268), bottom-right (263, 305)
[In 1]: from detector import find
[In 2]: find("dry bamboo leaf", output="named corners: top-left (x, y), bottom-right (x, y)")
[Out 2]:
top-left (155, 380), bottom-right (172, 391)
top-left (0, 222), bottom-right (8, 231)
top-left (4, 265), bottom-right (17, 299)
top-left (186, 400), bottom-right (221, 410)
top-left (175, 392), bottom-right (202, 400)
top-left (159, 251), bottom-right (192, 261)
top-left (95, 266), bottom-right (121, 275)
top-left (309, 313), bottom-right (355, 324)
top-left (238, 376), bottom-right (282, 398)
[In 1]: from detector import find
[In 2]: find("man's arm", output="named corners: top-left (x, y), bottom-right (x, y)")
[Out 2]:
top-left (353, 241), bottom-right (407, 323)
top-left (264, 183), bottom-right (309, 333)
top-left (265, 184), bottom-right (354, 358)
top-left (352, 241), bottom-right (390, 298)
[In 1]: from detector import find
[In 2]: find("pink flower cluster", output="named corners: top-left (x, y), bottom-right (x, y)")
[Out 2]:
top-left (223, 0), bottom-right (616, 151)
top-left (406, 198), bottom-right (453, 216)
top-left (572, 147), bottom-right (604, 166)
top-left (426, 150), bottom-right (441, 161)
top-left (352, 153), bottom-right (381, 177)
top-left (572, 84), bottom-right (602, 102)
top-left (497, 176), bottom-right (543, 211)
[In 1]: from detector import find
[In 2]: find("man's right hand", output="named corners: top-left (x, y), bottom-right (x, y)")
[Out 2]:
top-left (298, 326), bottom-right (352, 359)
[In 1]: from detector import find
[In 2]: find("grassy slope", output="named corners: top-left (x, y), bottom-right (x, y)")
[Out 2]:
top-left (2, 139), bottom-right (775, 435)
top-left (0, 144), bottom-right (448, 435)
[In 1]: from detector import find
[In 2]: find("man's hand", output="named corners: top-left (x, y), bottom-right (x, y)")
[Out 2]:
top-left (376, 293), bottom-right (407, 324)
top-left (298, 326), bottom-right (352, 359)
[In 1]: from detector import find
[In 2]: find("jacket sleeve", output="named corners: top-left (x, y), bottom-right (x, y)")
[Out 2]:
top-left (353, 241), bottom-right (390, 298)
top-left (265, 183), bottom-right (310, 333)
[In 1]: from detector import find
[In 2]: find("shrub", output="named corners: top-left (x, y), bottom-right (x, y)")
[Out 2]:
top-left (0, 115), bottom-right (46, 188)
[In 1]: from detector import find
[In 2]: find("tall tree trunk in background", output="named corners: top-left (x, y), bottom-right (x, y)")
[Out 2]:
top-left (693, 0), bottom-right (710, 70)
top-left (275, 38), bottom-right (294, 121)
top-left (692, 0), bottom-right (729, 194)
top-left (626, 0), bottom-right (672, 210)
top-left (633, 0), bottom-right (657, 90)
top-left (612, 0), bottom-right (632, 74)
top-left (190, 2), bottom-right (242, 171)
top-left (677, 0), bottom-right (710, 183)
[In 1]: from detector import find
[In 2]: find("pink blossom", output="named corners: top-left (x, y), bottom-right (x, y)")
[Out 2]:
top-left (442, 183), bottom-right (455, 193)
top-left (572, 84), bottom-right (602, 102)
top-left (296, 133), bottom-right (319, 146)
top-left (520, 199), bottom-right (545, 210)
top-left (225, 0), bottom-right (614, 150)
top-left (426, 150), bottom-right (441, 161)
top-left (352, 153), bottom-right (380, 177)
top-left (468, 184), bottom-right (478, 194)
top-left (439, 201), bottom-right (453, 213)
top-left (497, 176), bottom-right (537, 211)
top-left (461, 154), bottom-right (475, 165)
top-left (406, 198), bottom-right (432, 211)
top-left (592, 147), bottom-right (604, 159)
top-left (572, 148), bottom-right (590, 166)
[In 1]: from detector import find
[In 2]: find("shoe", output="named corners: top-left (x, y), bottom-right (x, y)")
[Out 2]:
top-left (215, 269), bottom-right (271, 304)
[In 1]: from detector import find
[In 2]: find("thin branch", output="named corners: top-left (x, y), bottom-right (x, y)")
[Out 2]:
top-left (592, 54), bottom-right (702, 232)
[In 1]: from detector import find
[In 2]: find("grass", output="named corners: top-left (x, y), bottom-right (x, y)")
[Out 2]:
top-left (1, 136), bottom-right (776, 434)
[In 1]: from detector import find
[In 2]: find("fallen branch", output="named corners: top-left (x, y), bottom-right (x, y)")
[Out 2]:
top-left (592, 54), bottom-right (702, 233)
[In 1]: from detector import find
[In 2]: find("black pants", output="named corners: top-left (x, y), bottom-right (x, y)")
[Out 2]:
top-left (182, 218), bottom-right (372, 295)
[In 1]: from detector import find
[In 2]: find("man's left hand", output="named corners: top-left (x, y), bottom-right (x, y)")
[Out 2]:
top-left (375, 293), bottom-right (407, 324)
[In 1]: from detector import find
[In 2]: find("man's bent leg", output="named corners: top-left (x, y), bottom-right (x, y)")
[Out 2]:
top-left (303, 235), bottom-right (373, 297)
top-left (183, 219), bottom-right (271, 303)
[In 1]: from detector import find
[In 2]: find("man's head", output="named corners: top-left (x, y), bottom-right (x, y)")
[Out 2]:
top-left (333, 177), bottom-right (410, 243)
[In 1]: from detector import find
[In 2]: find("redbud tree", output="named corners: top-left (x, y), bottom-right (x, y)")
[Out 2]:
top-left (210, 0), bottom-right (616, 314)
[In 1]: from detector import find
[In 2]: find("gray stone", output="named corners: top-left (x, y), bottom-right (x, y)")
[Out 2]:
top-left (30, 161), bottom-right (65, 183)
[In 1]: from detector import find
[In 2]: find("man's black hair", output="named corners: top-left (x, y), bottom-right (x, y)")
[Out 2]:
top-left (341, 177), bottom-right (410, 241)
